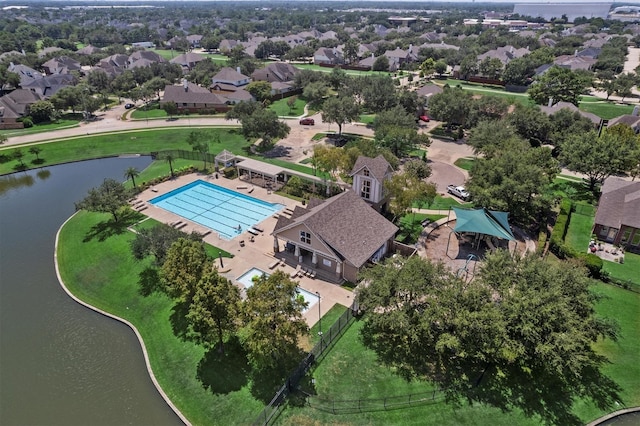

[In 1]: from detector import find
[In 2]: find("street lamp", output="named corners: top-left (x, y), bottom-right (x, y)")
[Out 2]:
top-left (316, 291), bottom-right (322, 337)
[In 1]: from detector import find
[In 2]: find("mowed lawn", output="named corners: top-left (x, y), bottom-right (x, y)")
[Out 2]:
top-left (565, 203), bottom-right (595, 253)
top-left (0, 128), bottom-right (246, 175)
top-left (57, 211), bottom-right (264, 425)
top-left (278, 283), bottom-right (640, 425)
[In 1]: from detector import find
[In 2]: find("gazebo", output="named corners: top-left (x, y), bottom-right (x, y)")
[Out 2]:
top-left (446, 207), bottom-right (515, 257)
top-left (214, 149), bottom-right (237, 171)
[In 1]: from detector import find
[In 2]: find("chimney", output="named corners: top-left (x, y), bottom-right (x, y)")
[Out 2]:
top-left (547, 97), bottom-right (553, 107)
top-left (633, 105), bottom-right (640, 116)
top-left (236, 66), bottom-right (241, 74)
top-left (182, 78), bottom-right (188, 92)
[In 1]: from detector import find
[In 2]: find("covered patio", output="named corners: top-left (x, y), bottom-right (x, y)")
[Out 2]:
top-left (234, 156), bottom-right (286, 191)
top-left (446, 207), bottom-right (516, 257)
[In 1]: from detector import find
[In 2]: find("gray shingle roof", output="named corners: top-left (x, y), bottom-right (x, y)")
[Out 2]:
top-left (162, 82), bottom-right (226, 105)
top-left (273, 190), bottom-right (398, 268)
top-left (595, 178), bottom-right (640, 230)
top-left (350, 155), bottom-right (393, 183)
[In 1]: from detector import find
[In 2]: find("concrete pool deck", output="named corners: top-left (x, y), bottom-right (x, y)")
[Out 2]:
top-left (133, 172), bottom-right (355, 326)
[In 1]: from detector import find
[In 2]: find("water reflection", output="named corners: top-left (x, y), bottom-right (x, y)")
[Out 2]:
top-left (0, 157), bottom-right (182, 426)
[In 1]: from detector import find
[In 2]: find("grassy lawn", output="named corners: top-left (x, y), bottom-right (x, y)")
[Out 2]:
top-left (396, 212), bottom-right (446, 244)
top-left (359, 114), bottom-right (376, 125)
top-left (304, 303), bottom-right (349, 349)
top-left (0, 128), bottom-right (246, 175)
top-left (130, 107), bottom-right (168, 120)
top-left (293, 63), bottom-right (387, 76)
top-left (603, 252), bottom-right (640, 289)
top-left (565, 203), bottom-right (595, 253)
top-left (269, 97), bottom-right (306, 117)
top-left (454, 157), bottom-right (475, 171)
top-left (278, 282), bottom-right (640, 425)
top-left (578, 101), bottom-right (635, 120)
top-left (57, 211), bottom-right (264, 425)
top-left (0, 119), bottom-right (80, 137)
top-left (413, 195), bottom-right (463, 210)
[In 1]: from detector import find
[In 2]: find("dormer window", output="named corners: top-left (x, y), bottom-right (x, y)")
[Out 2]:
top-left (363, 169), bottom-right (370, 177)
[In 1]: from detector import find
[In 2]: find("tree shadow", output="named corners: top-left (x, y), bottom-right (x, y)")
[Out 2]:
top-left (196, 337), bottom-right (250, 394)
top-left (31, 158), bottom-right (45, 165)
top-left (82, 209), bottom-right (141, 242)
top-left (138, 266), bottom-right (162, 297)
top-left (169, 299), bottom-right (191, 341)
top-left (249, 348), bottom-right (306, 404)
top-left (12, 163), bottom-right (27, 172)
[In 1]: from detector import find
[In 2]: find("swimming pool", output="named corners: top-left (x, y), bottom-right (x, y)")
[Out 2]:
top-left (236, 267), bottom-right (320, 312)
top-left (150, 180), bottom-right (282, 240)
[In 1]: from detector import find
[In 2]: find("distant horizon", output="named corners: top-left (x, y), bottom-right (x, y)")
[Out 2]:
top-left (2, 0), bottom-right (639, 4)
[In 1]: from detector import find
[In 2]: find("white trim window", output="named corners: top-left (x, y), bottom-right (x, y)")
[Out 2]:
top-left (300, 230), bottom-right (311, 244)
top-left (361, 179), bottom-right (371, 200)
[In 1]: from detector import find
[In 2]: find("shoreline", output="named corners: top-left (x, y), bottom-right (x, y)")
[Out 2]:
top-left (53, 211), bottom-right (191, 426)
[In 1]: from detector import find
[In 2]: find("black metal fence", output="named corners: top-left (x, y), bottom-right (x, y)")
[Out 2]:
top-left (303, 389), bottom-right (444, 414)
top-left (252, 303), bottom-right (357, 426)
top-left (152, 149), bottom-right (217, 164)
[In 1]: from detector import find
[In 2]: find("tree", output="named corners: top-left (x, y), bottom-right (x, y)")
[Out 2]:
top-left (160, 101), bottom-right (178, 119)
top-left (28, 100), bottom-right (55, 124)
top-left (187, 130), bottom-right (211, 170)
top-left (467, 120), bottom-right (518, 158)
top-left (302, 81), bottom-right (329, 108)
top-left (507, 104), bottom-right (552, 147)
top-left (467, 95), bottom-right (509, 128)
top-left (161, 238), bottom-right (207, 302)
top-left (187, 266), bottom-right (241, 354)
top-left (124, 166), bottom-right (139, 189)
top-left (0, 133), bottom-right (7, 145)
top-left (12, 148), bottom-right (25, 167)
top-left (459, 55), bottom-right (479, 80)
top-left (428, 86), bottom-right (473, 129)
top-left (372, 55), bottom-right (389, 72)
top-left (403, 158), bottom-right (432, 180)
top-left (385, 173), bottom-right (436, 221)
top-left (75, 178), bottom-right (132, 223)
top-left (131, 223), bottom-right (203, 266)
top-left (434, 60), bottom-right (448, 77)
top-left (327, 67), bottom-right (348, 91)
top-left (87, 69), bottom-right (110, 94)
top-left (246, 80), bottom-right (272, 103)
top-left (420, 58), bottom-right (436, 77)
top-left (239, 270), bottom-right (308, 370)
top-left (143, 76), bottom-right (170, 100)
top-left (528, 66), bottom-right (587, 107)
top-left (162, 151), bottom-right (176, 178)
top-left (29, 146), bottom-right (42, 162)
top-left (478, 57), bottom-right (503, 79)
top-left (286, 95), bottom-right (297, 114)
top-left (467, 138), bottom-right (559, 224)
top-left (321, 95), bottom-right (360, 135)
top-left (560, 128), bottom-right (637, 191)
top-left (343, 38), bottom-right (360, 64)
top-left (239, 107), bottom-right (290, 149)
top-left (313, 144), bottom-right (344, 180)
top-left (614, 73), bottom-right (636, 101)
top-left (356, 252), bottom-right (620, 426)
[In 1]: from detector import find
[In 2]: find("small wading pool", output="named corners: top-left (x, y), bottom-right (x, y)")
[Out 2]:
top-left (236, 267), bottom-right (319, 312)
top-left (150, 180), bottom-right (283, 240)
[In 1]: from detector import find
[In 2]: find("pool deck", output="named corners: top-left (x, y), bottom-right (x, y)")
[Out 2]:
top-left (133, 172), bottom-right (355, 327)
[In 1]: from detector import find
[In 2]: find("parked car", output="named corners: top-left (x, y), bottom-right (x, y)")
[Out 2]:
top-left (299, 118), bottom-right (314, 125)
top-left (447, 184), bottom-right (470, 201)
top-left (419, 115), bottom-right (430, 122)
top-left (124, 103), bottom-right (135, 109)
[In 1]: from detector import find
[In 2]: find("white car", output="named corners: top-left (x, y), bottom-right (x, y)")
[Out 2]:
top-left (447, 185), bottom-right (470, 201)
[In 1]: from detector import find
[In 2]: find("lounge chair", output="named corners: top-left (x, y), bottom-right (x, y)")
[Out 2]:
top-left (253, 225), bottom-right (264, 233)
top-left (268, 260), bottom-right (279, 269)
top-left (290, 265), bottom-right (300, 278)
top-left (247, 228), bottom-right (259, 236)
top-left (239, 240), bottom-right (245, 247)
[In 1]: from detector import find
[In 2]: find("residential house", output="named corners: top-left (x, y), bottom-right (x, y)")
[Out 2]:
top-left (593, 178), bottom-right (640, 253)
top-left (211, 67), bottom-right (251, 88)
top-left (76, 45), bottom-right (101, 55)
top-left (98, 54), bottom-right (129, 70)
top-left (608, 114), bottom-right (640, 133)
top-left (384, 46), bottom-right (418, 69)
top-left (186, 34), bottom-right (203, 49)
top-left (251, 62), bottom-right (300, 83)
top-left (0, 89), bottom-right (42, 129)
top-left (170, 52), bottom-right (205, 71)
top-left (42, 56), bottom-right (82, 75)
top-left (553, 55), bottom-right (597, 71)
top-left (416, 84), bottom-right (444, 108)
top-left (271, 190), bottom-right (398, 282)
top-left (162, 81), bottom-right (228, 113)
top-left (128, 50), bottom-right (166, 68)
top-left (313, 47), bottom-right (344, 65)
top-left (7, 63), bottom-right (43, 89)
top-left (21, 74), bottom-right (76, 98)
top-left (349, 154), bottom-right (393, 212)
top-left (539, 101), bottom-right (602, 127)
top-left (477, 45), bottom-right (530, 66)
top-left (219, 39), bottom-right (240, 53)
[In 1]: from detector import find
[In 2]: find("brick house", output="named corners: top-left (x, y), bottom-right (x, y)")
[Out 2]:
top-left (593, 177), bottom-right (640, 253)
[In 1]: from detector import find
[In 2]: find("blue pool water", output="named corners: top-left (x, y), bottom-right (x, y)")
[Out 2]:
top-left (236, 268), bottom-right (319, 312)
top-left (150, 180), bottom-right (282, 240)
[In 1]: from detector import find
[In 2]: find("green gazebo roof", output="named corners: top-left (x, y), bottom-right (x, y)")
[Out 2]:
top-left (452, 207), bottom-right (515, 241)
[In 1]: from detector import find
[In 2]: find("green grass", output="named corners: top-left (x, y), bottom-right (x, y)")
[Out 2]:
top-left (0, 128), bottom-right (246, 175)
top-left (413, 195), bottom-right (462, 210)
top-left (293, 64), bottom-right (387, 76)
top-left (359, 114), bottom-right (376, 124)
top-left (279, 282), bottom-right (640, 425)
top-left (268, 97), bottom-right (306, 117)
top-left (578, 102), bottom-right (635, 120)
top-left (306, 304), bottom-right (349, 348)
top-left (130, 107), bottom-right (168, 119)
top-left (0, 119), bottom-right (80, 137)
top-left (57, 211), bottom-right (263, 425)
top-left (454, 157), bottom-right (475, 171)
top-left (603, 252), bottom-right (640, 288)
top-left (565, 204), bottom-right (595, 252)
top-left (396, 212), bottom-right (446, 244)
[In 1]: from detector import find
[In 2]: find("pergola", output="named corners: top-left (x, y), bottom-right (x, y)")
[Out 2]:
top-left (234, 156), bottom-right (286, 188)
top-left (214, 150), bottom-right (237, 170)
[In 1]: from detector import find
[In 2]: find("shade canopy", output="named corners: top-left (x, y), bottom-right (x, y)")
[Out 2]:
top-left (452, 207), bottom-right (515, 241)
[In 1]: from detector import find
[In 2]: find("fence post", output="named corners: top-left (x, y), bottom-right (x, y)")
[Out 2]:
top-left (409, 393), bottom-right (412, 406)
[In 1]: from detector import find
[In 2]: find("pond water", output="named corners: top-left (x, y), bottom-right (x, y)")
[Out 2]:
top-left (0, 158), bottom-right (183, 425)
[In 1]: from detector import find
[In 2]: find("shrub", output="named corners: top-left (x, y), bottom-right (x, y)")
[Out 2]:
top-left (578, 253), bottom-right (603, 278)
top-left (21, 117), bottom-right (33, 128)
top-left (549, 199), bottom-right (573, 258)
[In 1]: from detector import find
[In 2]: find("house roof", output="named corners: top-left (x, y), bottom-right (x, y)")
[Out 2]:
top-left (350, 155), bottom-right (393, 183)
top-left (162, 82), bottom-right (226, 105)
top-left (251, 62), bottom-right (300, 83)
top-left (272, 190), bottom-right (398, 268)
top-left (169, 52), bottom-right (205, 66)
top-left (539, 101), bottom-right (601, 125)
top-left (595, 178), bottom-right (640, 230)
top-left (453, 207), bottom-right (515, 241)
top-left (416, 84), bottom-right (444, 98)
top-left (608, 114), bottom-right (640, 129)
top-left (211, 67), bottom-right (250, 85)
top-left (0, 89), bottom-right (42, 119)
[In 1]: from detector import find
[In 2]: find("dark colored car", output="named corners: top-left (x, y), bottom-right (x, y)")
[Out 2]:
top-left (124, 103), bottom-right (135, 109)
top-left (299, 118), bottom-right (315, 125)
